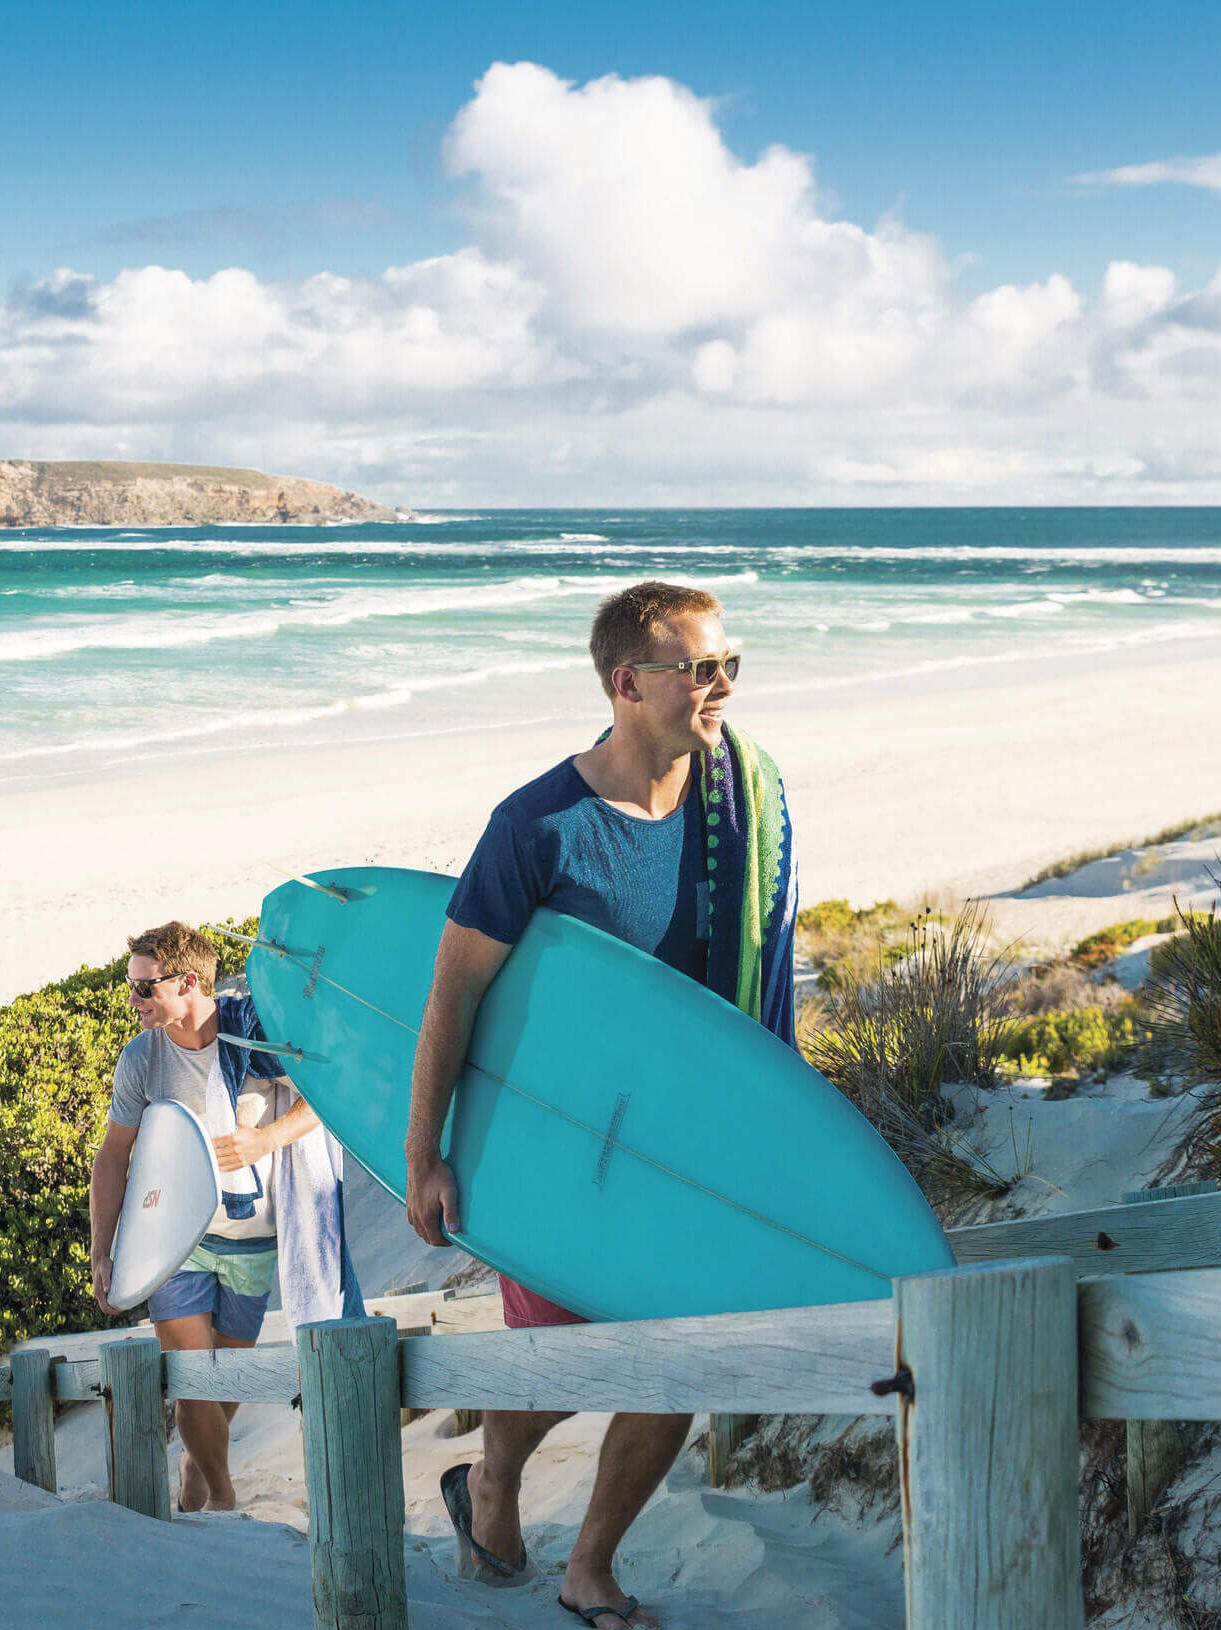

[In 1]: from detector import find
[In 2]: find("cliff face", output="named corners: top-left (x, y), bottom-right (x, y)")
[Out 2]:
top-left (0, 461), bottom-right (404, 527)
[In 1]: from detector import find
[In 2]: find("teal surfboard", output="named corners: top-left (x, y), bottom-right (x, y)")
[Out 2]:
top-left (246, 867), bottom-right (954, 1321)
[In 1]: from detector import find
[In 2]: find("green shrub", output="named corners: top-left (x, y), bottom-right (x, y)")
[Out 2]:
top-left (796, 898), bottom-right (862, 936)
top-left (0, 918), bottom-right (257, 1358)
top-left (795, 897), bottom-right (910, 989)
top-left (796, 896), bottom-right (904, 942)
top-left (1070, 919), bottom-right (1174, 971)
top-left (999, 1004), bottom-right (1145, 1078)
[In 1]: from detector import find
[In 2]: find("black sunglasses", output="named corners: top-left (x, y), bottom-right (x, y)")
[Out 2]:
top-left (126, 972), bottom-right (185, 999)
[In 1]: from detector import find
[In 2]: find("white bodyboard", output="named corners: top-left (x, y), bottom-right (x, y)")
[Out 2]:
top-left (108, 1100), bottom-right (223, 1311)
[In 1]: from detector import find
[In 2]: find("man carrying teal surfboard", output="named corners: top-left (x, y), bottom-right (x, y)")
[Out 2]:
top-left (406, 580), bottom-right (796, 1630)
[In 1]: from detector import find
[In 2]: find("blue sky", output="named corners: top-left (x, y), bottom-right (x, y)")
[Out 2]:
top-left (3, 1), bottom-right (1219, 503)
top-left (7, 0), bottom-right (1216, 290)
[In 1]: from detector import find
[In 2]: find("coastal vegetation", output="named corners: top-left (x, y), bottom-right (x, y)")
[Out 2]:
top-left (1142, 890), bottom-right (1221, 1183)
top-left (1069, 917), bottom-right (1175, 969)
top-left (794, 897), bottom-right (910, 990)
top-left (998, 1004), bottom-right (1144, 1082)
top-left (797, 890), bottom-right (1221, 1211)
top-left (801, 902), bottom-right (1017, 1216)
top-left (1018, 812), bottom-right (1221, 892)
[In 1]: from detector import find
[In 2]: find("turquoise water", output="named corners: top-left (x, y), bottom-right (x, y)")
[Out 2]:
top-left (2, 508), bottom-right (1220, 789)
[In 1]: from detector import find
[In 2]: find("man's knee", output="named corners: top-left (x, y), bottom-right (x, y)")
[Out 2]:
top-left (154, 1315), bottom-right (216, 1352)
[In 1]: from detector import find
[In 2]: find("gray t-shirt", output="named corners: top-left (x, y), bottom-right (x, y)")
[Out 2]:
top-left (110, 1028), bottom-right (279, 1240)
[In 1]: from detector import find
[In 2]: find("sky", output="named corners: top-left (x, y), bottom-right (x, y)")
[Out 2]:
top-left (3, 0), bottom-right (1219, 506)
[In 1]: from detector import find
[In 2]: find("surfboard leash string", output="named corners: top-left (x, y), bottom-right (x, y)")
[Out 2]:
top-left (251, 942), bottom-right (893, 1289)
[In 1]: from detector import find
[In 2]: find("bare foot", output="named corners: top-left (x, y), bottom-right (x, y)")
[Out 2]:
top-left (465, 1460), bottom-right (524, 1571)
top-left (177, 1452), bottom-right (207, 1514)
top-left (560, 1566), bottom-right (659, 1628)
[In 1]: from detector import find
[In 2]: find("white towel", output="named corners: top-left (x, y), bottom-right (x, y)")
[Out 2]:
top-left (205, 1052), bottom-right (260, 1213)
top-left (272, 1079), bottom-right (354, 1329)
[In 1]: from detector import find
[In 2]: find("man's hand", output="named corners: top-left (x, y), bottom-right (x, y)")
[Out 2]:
top-left (92, 1255), bottom-right (120, 1316)
top-left (90, 1117), bottom-right (137, 1316)
top-left (213, 1125), bottom-right (271, 1172)
top-left (406, 1152), bottom-right (460, 1246)
top-left (405, 921), bottom-right (509, 1247)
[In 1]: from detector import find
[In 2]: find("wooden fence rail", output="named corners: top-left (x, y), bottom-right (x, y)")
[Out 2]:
top-left (6, 1255), bottom-right (1221, 1630)
top-left (702, 1187), bottom-right (1221, 1487)
top-left (948, 1188), bottom-right (1221, 1276)
top-left (7, 1265), bottom-right (1221, 1421)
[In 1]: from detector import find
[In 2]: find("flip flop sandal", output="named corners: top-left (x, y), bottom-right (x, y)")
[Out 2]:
top-left (440, 1463), bottom-right (530, 1585)
top-left (558, 1594), bottom-right (643, 1627)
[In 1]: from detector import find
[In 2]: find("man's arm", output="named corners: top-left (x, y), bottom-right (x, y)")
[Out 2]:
top-left (405, 920), bottom-right (512, 1246)
top-left (89, 1118), bottom-right (139, 1314)
top-left (213, 1084), bottom-right (320, 1172)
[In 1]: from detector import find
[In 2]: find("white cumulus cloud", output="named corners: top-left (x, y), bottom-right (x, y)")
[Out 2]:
top-left (1102, 261), bottom-right (1178, 326)
top-left (446, 62), bottom-right (822, 334)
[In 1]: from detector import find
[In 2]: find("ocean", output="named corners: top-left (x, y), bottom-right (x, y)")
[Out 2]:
top-left (3, 508), bottom-right (1220, 791)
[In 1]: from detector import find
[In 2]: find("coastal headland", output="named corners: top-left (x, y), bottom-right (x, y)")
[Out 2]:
top-left (0, 460), bottom-right (405, 527)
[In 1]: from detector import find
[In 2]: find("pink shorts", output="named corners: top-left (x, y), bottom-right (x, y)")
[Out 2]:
top-left (498, 1274), bottom-right (588, 1330)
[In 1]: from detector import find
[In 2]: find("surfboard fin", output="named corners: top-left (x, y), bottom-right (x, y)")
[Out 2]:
top-left (267, 864), bottom-right (374, 903)
top-left (202, 923), bottom-right (261, 945)
top-left (215, 1032), bottom-right (323, 1065)
top-left (204, 925), bottom-right (317, 964)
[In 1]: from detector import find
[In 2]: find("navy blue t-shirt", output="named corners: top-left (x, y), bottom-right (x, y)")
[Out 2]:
top-left (447, 758), bottom-right (709, 984)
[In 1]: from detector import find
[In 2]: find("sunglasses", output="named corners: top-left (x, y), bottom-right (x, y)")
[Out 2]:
top-left (126, 972), bottom-right (185, 999)
top-left (632, 653), bottom-right (741, 687)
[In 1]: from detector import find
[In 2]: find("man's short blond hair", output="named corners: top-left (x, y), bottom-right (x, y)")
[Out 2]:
top-left (126, 921), bottom-right (217, 995)
top-left (589, 580), bottom-right (723, 699)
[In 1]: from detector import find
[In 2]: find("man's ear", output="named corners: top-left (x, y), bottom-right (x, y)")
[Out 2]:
top-left (611, 664), bottom-right (641, 703)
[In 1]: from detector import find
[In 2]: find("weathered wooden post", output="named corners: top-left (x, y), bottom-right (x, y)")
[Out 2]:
top-left (399, 1325), bottom-right (432, 1428)
top-left (11, 1348), bottom-right (57, 1493)
top-left (707, 1413), bottom-right (759, 1487)
top-left (1127, 1416), bottom-right (1187, 1536)
top-left (99, 1336), bottom-right (170, 1521)
top-left (894, 1256), bottom-right (1082, 1630)
top-left (296, 1316), bottom-right (408, 1630)
top-left (1120, 1186), bottom-right (1199, 1535)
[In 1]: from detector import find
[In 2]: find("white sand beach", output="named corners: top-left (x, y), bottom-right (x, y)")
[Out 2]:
top-left (4, 646), bottom-right (1221, 1628)
top-left (4, 649), bottom-right (1221, 1004)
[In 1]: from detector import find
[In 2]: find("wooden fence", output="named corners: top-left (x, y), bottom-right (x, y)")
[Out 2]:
top-left (706, 1182), bottom-right (1221, 1492)
top-left (4, 1188), bottom-right (1221, 1630)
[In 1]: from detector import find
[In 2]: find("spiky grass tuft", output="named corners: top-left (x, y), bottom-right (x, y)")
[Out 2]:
top-left (801, 901), bottom-right (1017, 1219)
